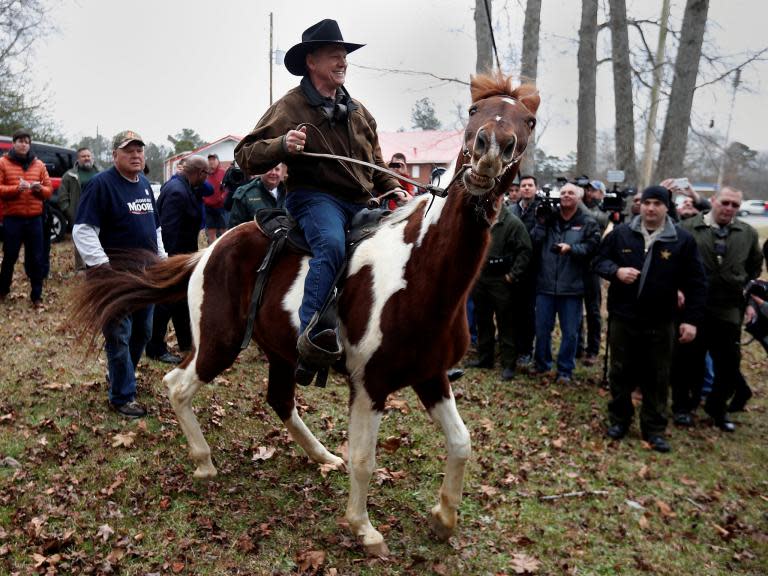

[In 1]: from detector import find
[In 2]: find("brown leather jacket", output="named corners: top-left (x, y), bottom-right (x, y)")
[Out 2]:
top-left (235, 85), bottom-right (398, 204)
top-left (0, 155), bottom-right (53, 218)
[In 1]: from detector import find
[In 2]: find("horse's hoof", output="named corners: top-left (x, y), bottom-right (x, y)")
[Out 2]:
top-left (193, 465), bottom-right (218, 480)
top-left (428, 509), bottom-right (455, 542)
top-left (364, 540), bottom-right (390, 558)
top-left (326, 454), bottom-right (346, 470)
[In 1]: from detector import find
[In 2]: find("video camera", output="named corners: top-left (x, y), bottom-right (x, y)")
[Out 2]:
top-left (601, 170), bottom-right (633, 222)
top-left (534, 182), bottom-right (560, 221)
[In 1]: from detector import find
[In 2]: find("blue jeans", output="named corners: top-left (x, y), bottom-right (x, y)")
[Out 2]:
top-left (103, 306), bottom-right (154, 406)
top-left (0, 215), bottom-right (44, 301)
top-left (285, 190), bottom-right (365, 333)
top-left (534, 293), bottom-right (583, 378)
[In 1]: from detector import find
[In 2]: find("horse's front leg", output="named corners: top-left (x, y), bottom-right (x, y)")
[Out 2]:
top-left (414, 376), bottom-right (471, 541)
top-left (344, 385), bottom-right (387, 556)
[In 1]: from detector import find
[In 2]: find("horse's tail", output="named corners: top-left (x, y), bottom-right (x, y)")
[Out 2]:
top-left (69, 250), bottom-right (204, 352)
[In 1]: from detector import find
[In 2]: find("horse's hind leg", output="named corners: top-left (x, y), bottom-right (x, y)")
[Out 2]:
top-left (266, 356), bottom-right (344, 468)
top-left (413, 376), bottom-right (471, 541)
top-left (164, 362), bottom-right (216, 479)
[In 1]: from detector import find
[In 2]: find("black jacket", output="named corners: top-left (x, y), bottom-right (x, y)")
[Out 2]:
top-left (594, 215), bottom-right (707, 326)
top-left (156, 175), bottom-right (203, 255)
top-left (531, 208), bottom-right (601, 296)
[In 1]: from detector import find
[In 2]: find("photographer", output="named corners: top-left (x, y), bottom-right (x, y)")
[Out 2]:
top-left (531, 183), bottom-right (600, 384)
top-left (660, 177), bottom-right (711, 214)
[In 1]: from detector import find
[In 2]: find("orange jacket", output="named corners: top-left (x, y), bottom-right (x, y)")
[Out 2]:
top-left (0, 155), bottom-right (53, 217)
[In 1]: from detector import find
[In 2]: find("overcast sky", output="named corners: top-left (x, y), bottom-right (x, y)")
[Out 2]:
top-left (32, 0), bottom-right (768, 161)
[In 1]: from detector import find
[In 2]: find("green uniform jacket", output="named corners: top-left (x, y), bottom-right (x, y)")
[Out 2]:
top-left (58, 165), bottom-right (99, 223)
top-left (681, 212), bottom-right (764, 325)
top-left (480, 206), bottom-right (532, 282)
top-left (228, 177), bottom-right (285, 229)
top-left (234, 85), bottom-right (399, 204)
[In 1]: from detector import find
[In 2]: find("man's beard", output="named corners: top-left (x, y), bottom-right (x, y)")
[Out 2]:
top-left (81, 161), bottom-right (93, 169)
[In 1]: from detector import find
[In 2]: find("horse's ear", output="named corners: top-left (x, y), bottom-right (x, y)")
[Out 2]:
top-left (516, 85), bottom-right (540, 115)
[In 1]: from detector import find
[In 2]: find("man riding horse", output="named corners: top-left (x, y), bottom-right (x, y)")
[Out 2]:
top-left (234, 19), bottom-right (408, 385)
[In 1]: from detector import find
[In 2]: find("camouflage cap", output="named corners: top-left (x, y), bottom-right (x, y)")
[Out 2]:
top-left (112, 130), bottom-right (145, 150)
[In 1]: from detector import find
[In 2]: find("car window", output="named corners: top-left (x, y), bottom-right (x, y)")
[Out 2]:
top-left (33, 144), bottom-right (75, 178)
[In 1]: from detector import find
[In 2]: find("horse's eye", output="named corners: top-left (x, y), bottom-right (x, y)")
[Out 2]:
top-left (468, 106), bottom-right (478, 116)
top-left (527, 118), bottom-right (536, 131)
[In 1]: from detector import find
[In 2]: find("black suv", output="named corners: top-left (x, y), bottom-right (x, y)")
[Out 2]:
top-left (0, 136), bottom-right (77, 243)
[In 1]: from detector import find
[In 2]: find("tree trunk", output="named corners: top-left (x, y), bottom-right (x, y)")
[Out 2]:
top-left (640, 0), bottom-right (671, 189)
top-left (576, 0), bottom-right (598, 177)
top-left (519, 0), bottom-right (542, 176)
top-left (475, 0), bottom-right (494, 74)
top-left (609, 0), bottom-right (637, 185)
top-left (654, 0), bottom-right (709, 183)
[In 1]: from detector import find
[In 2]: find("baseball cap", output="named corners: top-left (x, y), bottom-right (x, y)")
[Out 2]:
top-left (590, 180), bottom-right (606, 192)
top-left (112, 130), bottom-right (145, 150)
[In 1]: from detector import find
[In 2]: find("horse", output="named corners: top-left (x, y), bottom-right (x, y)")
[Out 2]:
top-left (71, 72), bottom-right (539, 557)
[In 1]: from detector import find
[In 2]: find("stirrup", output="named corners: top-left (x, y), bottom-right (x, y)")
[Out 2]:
top-left (296, 312), bottom-right (343, 367)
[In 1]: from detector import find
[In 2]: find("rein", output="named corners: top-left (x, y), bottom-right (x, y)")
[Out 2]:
top-left (298, 149), bottom-right (449, 198)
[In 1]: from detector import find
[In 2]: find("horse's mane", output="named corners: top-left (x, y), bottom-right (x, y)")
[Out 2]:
top-left (470, 72), bottom-right (538, 108)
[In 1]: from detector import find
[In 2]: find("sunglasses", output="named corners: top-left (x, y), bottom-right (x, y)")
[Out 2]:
top-left (389, 162), bottom-right (403, 169)
top-left (719, 200), bottom-right (741, 208)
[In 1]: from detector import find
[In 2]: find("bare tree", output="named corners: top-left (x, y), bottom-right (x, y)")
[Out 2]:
top-left (638, 0), bottom-right (671, 189)
top-left (475, 0), bottom-right (494, 74)
top-left (608, 0), bottom-right (637, 184)
top-left (654, 0), bottom-right (710, 182)
top-left (576, 0), bottom-right (598, 176)
top-left (0, 0), bottom-right (57, 138)
top-left (519, 0), bottom-right (542, 175)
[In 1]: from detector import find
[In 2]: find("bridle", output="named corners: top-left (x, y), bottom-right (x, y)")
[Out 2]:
top-left (294, 103), bottom-right (529, 220)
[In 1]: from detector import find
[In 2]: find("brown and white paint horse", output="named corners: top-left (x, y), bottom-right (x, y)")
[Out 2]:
top-left (72, 73), bottom-right (539, 556)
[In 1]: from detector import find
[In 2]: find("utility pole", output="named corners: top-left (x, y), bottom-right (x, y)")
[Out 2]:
top-left (717, 68), bottom-right (741, 189)
top-left (640, 0), bottom-right (670, 189)
top-left (269, 12), bottom-right (274, 105)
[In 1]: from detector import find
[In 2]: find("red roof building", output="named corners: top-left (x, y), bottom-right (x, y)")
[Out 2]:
top-left (378, 130), bottom-right (463, 184)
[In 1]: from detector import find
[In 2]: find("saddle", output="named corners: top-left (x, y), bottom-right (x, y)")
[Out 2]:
top-left (240, 206), bottom-right (393, 386)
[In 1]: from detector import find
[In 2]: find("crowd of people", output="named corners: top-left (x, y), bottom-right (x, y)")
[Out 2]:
top-left (468, 174), bottom-right (766, 452)
top-left (0, 19), bottom-right (765, 453)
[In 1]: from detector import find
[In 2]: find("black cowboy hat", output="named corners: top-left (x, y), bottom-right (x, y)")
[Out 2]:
top-left (283, 19), bottom-right (364, 76)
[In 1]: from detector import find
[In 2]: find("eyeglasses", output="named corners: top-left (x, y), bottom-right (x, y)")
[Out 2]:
top-left (719, 200), bottom-right (741, 208)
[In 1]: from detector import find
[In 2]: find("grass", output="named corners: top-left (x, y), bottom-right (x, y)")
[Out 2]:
top-left (0, 240), bottom-right (766, 575)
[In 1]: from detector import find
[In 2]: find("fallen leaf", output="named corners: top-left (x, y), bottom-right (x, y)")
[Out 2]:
top-left (655, 499), bottom-right (676, 518)
top-left (111, 431), bottom-right (136, 448)
top-left (380, 436), bottom-right (402, 453)
top-left (479, 485), bottom-right (499, 498)
top-left (96, 524), bottom-right (114, 542)
top-left (385, 397), bottom-right (410, 414)
top-left (296, 549), bottom-right (325, 572)
top-left (510, 552), bottom-right (541, 573)
top-left (171, 561), bottom-right (185, 573)
top-left (0, 456), bottom-right (21, 468)
top-left (638, 516), bottom-right (650, 530)
top-left (433, 562), bottom-right (449, 575)
top-left (252, 446), bottom-right (276, 461)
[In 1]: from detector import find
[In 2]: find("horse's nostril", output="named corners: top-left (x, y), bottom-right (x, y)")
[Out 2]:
top-left (475, 129), bottom-right (487, 155)
top-left (503, 142), bottom-right (516, 160)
